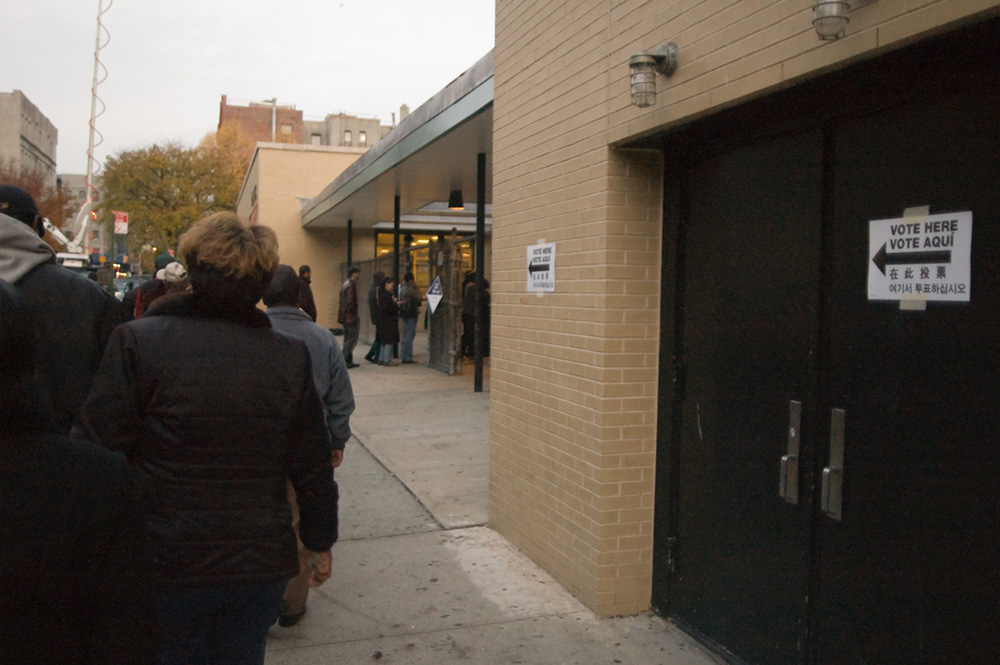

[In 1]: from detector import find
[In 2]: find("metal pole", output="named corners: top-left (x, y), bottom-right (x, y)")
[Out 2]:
top-left (474, 152), bottom-right (486, 393)
top-left (85, 0), bottom-right (104, 208)
top-left (347, 218), bottom-right (353, 267)
top-left (393, 196), bottom-right (401, 359)
top-left (271, 98), bottom-right (277, 142)
top-left (393, 195), bottom-right (401, 284)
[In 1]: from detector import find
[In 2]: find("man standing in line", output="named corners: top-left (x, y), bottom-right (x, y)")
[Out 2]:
top-left (0, 185), bottom-right (121, 434)
top-left (398, 271), bottom-right (422, 364)
top-left (264, 265), bottom-right (355, 627)
top-left (338, 266), bottom-right (361, 368)
top-left (299, 264), bottom-right (317, 322)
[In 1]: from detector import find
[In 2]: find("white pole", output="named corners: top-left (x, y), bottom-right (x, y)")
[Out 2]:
top-left (72, 0), bottom-right (112, 249)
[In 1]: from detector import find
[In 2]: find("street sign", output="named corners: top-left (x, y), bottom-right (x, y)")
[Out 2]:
top-left (868, 211), bottom-right (972, 302)
top-left (426, 275), bottom-right (443, 314)
top-left (112, 210), bottom-right (129, 234)
top-left (527, 242), bottom-right (555, 292)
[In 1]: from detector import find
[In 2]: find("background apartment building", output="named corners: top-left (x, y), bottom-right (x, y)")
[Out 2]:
top-left (0, 90), bottom-right (57, 186)
top-left (219, 94), bottom-right (395, 149)
top-left (302, 109), bottom-right (397, 149)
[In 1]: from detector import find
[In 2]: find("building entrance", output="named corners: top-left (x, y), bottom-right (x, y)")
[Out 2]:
top-left (653, 24), bottom-right (1000, 665)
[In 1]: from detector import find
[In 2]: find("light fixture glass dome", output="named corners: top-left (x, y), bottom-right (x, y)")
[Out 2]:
top-left (814, 1), bottom-right (851, 40)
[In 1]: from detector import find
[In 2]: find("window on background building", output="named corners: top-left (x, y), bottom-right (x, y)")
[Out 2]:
top-left (280, 124), bottom-right (293, 135)
top-left (344, 130), bottom-right (352, 147)
top-left (359, 131), bottom-right (367, 147)
top-left (311, 134), bottom-right (323, 145)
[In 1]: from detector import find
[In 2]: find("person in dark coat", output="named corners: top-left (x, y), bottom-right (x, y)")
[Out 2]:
top-left (73, 212), bottom-right (337, 665)
top-left (337, 266), bottom-right (360, 367)
top-left (461, 271), bottom-right (476, 357)
top-left (0, 278), bottom-right (155, 665)
top-left (375, 274), bottom-right (400, 366)
top-left (0, 185), bottom-right (121, 434)
top-left (363, 270), bottom-right (385, 363)
top-left (298, 264), bottom-right (317, 322)
top-left (131, 253), bottom-right (177, 319)
top-left (398, 271), bottom-right (422, 363)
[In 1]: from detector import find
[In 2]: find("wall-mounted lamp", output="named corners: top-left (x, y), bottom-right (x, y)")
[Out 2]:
top-left (628, 43), bottom-right (679, 108)
top-left (814, 1), bottom-right (850, 40)
top-left (448, 190), bottom-right (465, 210)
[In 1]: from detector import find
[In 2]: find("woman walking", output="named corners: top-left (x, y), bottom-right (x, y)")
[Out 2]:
top-left (73, 212), bottom-right (337, 665)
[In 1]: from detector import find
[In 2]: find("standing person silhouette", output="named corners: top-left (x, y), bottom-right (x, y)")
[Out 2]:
top-left (0, 278), bottom-right (155, 665)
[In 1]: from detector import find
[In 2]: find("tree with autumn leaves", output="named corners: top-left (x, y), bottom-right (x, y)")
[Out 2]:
top-left (98, 124), bottom-right (255, 269)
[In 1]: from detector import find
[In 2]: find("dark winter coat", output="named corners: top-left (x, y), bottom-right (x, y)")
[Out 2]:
top-left (337, 278), bottom-right (358, 325)
top-left (299, 277), bottom-right (317, 322)
top-left (72, 293), bottom-right (336, 591)
top-left (0, 433), bottom-right (156, 665)
top-left (368, 284), bottom-right (380, 325)
top-left (0, 213), bottom-right (121, 434)
top-left (374, 286), bottom-right (400, 345)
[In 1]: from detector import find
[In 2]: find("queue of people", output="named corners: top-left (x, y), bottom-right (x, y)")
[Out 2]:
top-left (0, 186), bottom-right (354, 665)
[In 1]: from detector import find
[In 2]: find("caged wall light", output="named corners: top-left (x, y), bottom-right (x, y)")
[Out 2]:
top-left (628, 43), bottom-right (679, 108)
top-left (814, 1), bottom-right (851, 40)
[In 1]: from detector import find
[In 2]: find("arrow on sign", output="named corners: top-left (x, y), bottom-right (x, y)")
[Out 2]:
top-left (528, 262), bottom-right (550, 274)
top-left (871, 244), bottom-right (952, 276)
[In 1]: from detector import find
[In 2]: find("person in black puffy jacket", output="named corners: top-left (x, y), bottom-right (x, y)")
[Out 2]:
top-left (73, 212), bottom-right (336, 665)
top-left (0, 185), bottom-right (121, 434)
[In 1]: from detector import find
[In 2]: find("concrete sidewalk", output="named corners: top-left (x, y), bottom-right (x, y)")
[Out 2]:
top-left (265, 335), bottom-right (721, 665)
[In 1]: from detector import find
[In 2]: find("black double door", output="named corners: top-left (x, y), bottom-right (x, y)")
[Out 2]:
top-left (657, 54), bottom-right (1000, 665)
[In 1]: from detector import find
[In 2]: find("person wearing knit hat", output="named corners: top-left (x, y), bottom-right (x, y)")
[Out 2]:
top-left (0, 184), bottom-right (44, 237)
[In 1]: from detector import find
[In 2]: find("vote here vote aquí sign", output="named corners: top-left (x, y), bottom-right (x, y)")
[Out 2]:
top-left (868, 211), bottom-right (972, 302)
top-left (527, 242), bottom-right (555, 292)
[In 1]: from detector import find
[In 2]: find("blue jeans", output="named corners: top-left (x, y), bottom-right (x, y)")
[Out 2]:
top-left (401, 317), bottom-right (417, 361)
top-left (155, 581), bottom-right (286, 665)
top-left (379, 342), bottom-right (394, 364)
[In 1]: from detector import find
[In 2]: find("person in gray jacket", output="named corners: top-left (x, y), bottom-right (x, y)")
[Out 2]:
top-left (264, 264), bottom-right (355, 626)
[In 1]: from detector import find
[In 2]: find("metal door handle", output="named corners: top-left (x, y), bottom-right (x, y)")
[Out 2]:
top-left (779, 401), bottom-right (801, 504)
top-left (821, 408), bottom-right (845, 520)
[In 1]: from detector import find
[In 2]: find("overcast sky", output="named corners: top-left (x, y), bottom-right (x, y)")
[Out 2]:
top-left (2, 0), bottom-right (494, 176)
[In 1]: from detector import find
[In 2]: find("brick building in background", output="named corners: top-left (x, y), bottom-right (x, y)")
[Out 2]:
top-left (219, 95), bottom-right (395, 149)
top-left (218, 95), bottom-right (304, 143)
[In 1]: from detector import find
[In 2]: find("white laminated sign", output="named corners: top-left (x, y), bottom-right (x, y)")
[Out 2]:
top-left (527, 242), bottom-right (555, 292)
top-left (868, 211), bottom-right (972, 303)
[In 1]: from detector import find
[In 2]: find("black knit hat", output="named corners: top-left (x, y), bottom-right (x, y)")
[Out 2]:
top-left (0, 185), bottom-right (39, 225)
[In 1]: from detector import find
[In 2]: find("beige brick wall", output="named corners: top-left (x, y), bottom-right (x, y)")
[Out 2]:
top-left (491, 0), bottom-right (1000, 616)
top-left (239, 144), bottom-right (363, 328)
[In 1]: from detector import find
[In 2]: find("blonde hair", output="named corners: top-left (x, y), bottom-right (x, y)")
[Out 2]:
top-left (179, 212), bottom-right (279, 281)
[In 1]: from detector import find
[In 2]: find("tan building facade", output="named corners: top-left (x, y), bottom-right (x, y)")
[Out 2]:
top-left (491, 2), bottom-right (1000, 662)
top-left (237, 143), bottom-right (366, 328)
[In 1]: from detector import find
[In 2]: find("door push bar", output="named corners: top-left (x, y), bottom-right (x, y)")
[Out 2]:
top-left (821, 408), bottom-right (846, 521)
top-left (779, 401), bottom-right (801, 504)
